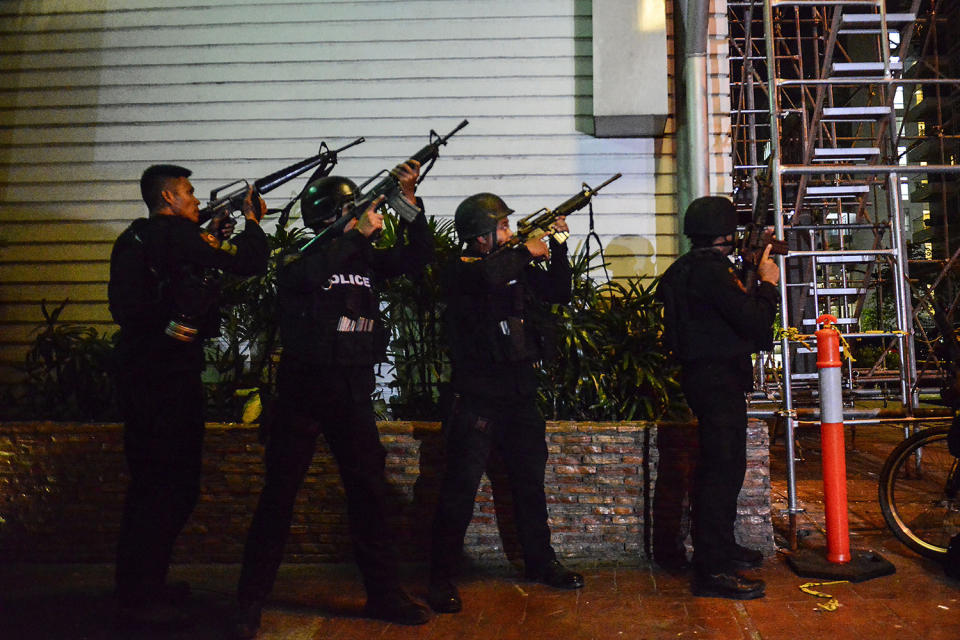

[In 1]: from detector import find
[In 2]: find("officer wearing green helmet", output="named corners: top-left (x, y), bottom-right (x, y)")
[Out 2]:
top-left (655, 195), bottom-right (780, 600)
top-left (427, 191), bottom-right (583, 615)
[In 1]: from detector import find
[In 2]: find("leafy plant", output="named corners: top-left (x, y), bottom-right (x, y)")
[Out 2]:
top-left (378, 215), bottom-right (460, 419)
top-left (4, 222), bottom-right (682, 425)
top-left (536, 246), bottom-right (682, 421)
top-left (4, 300), bottom-right (118, 421)
top-left (380, 231), bottom-right (682, 422)
top-left (203, 224), bottom-right (309, 421)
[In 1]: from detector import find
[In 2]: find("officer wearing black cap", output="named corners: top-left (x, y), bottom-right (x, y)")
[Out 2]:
top-left (655, 195), bottom-right (780, 600)
top-left (426, 192), bottom-right (583, 615)
top-left (233, 161), bottom-right (434, 638)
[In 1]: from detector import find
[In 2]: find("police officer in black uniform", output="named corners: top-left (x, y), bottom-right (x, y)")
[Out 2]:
top-left (426, 193), bottom-right (584, 614)
top-left (234, 161), bottom-right (433, 638)
top-left (655, 196), bottom-right (780, 600)
top-left (108, 164), bottom-right (268, 627)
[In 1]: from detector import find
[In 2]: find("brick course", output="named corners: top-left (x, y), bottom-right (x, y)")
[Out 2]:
top-left (0, 420), bottom-right (773, 566)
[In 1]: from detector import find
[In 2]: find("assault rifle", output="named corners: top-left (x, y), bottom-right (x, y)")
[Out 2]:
top-left (302, 119), bottom-right (469, 250)
top-left (493, 173), bottom-right (622, 254)
top-left (737, 170), bottom-right (789, 293)
top-left (197, 136), bottom-right (366, 227)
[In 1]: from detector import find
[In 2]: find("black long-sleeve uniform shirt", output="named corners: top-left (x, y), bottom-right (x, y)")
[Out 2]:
top-left (443, 238), bottom-right (572, 400)
top-left (108, 215), bottom-right (268, 373)
top-left (277, 206), bottom-right (433, 369)
top-left (656, 247), bottom-right (778, 365)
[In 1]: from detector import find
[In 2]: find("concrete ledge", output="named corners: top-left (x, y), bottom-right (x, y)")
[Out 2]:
top-left (0, 420), bottom-right (772, 565)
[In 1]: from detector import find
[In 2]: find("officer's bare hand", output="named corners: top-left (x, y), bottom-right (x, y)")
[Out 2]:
top-left (525, 237), bottom-right (550, 260)
top-left (392, 160), bottom-right (421, 206)
top-left (552, 215), bottom-right (569, 235)
top-left (242, 185), bottom-right (267, 223)
top-left (355, 195), bottom-right (386, 238)
top-left (208, 213), bottom-right (236, 239)
top-left (758, 243), bottom-right (780, 285)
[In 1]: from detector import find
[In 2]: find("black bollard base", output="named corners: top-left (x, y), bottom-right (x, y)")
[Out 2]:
top-left (786, 547), bottom-right (896, 582)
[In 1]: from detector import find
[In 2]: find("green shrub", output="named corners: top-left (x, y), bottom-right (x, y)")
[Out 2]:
top-left (6, 224), bottom-right (681, 424)
top-left (2, 300), bottom-right (119, 421)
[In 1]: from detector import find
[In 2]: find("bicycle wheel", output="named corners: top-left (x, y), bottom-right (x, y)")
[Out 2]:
top-left (878, 426), bottom-right (960, 559)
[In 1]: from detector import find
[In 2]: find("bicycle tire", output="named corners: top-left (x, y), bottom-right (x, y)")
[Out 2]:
top-left (878, 426), bottom-right (960, 559)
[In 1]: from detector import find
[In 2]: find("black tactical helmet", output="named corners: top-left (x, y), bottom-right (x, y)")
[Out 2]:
top-left (300, 176), bottom-right (358, 229)
top-left (454, 193), bottom-right (514, 243)
top-left (682, 196), bottom-right (738, 238)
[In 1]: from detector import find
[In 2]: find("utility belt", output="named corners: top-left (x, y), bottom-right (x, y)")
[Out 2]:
top-left (336, 315), bottom-right (375, 333)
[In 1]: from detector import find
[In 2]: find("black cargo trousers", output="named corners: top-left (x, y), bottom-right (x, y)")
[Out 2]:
top-left (680, 356), bottom-right (752, 574)
top-left (114, 363), bottom-right (205, 603)
top-left (429, 393), bottom-right (556, 580)
top-left (237, 364), bottom-right (401, 604)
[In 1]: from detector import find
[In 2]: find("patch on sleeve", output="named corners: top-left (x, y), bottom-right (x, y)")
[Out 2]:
top-left (199, 230), bottom-right (221, 249)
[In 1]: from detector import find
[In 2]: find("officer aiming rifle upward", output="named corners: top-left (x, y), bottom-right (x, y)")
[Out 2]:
top-left (301, 119), bottom-right (469, 251)
top-left (492, 173), bottom-right (622, 255)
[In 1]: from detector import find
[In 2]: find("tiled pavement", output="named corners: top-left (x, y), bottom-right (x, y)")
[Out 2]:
top-left (2, 424), bottom-right (957, 639)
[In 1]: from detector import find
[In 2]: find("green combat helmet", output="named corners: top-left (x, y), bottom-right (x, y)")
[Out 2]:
top-left (682, 196), bottom-right (738, 238)
top-left (454, 193), bottom-right (514, 244)
top-left (300, 176), bottom-right (358, 230)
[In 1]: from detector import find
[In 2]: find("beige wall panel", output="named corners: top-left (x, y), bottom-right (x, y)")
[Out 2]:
top-left (0, 0), bottom-right (695, 380)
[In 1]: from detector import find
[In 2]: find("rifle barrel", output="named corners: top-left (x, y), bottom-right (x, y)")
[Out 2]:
top-left (594, 172), bottom-right (622, 191)
top-left (255, 137), bottom-right (365, 194)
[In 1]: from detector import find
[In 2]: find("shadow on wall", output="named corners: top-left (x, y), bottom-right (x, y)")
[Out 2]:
top-left (0, 4), bottom-right (115, 385)
top-left (604, 234), bottom-right (657, 280)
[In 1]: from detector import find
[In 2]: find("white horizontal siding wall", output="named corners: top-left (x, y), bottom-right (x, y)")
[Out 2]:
top-left (0, 0), bottom-right (711, 381)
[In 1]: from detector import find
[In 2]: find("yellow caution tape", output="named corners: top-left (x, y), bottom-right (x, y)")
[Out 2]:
top-left (778, 327), bottom-right (816, 351)
top-left (835, 332), bottom-right (856, 364)
top-left (799, 580), bottom-right (848, 612)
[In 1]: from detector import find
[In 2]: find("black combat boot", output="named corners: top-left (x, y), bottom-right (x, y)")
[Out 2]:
top-left (364, 589), bottom-right (431, 625)
top-left (527, 559), bottom-right (585, 589)
top-left (727, 543), bottom-right (763, 569)
top-left (692, 571), bottom-right (765, 600)
top-left (232, 599), bottom-right (263, 639)
top-left (426, 579), bottom-right (463, 613)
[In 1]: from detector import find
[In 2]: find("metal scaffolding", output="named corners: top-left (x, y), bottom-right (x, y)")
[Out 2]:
top-left (728, 0), bottom-right (960, 544)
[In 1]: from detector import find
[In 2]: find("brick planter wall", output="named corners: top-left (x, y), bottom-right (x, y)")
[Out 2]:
top-left (0, 420), bottom-right (773, 566)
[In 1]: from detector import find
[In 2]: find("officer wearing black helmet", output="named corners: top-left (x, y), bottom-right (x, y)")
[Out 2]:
top-left (426, 192), bottom-right (583, 615)
top-left (655, 195), bottom-right (780, 600)
top-left (234, 160), bottom-right (434, 637)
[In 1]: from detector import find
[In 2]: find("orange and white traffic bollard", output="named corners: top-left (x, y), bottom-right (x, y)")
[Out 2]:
top-left (785, 318), bottom-right (894, 581)
top-left (815, 314), bottom-right (850, 564)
